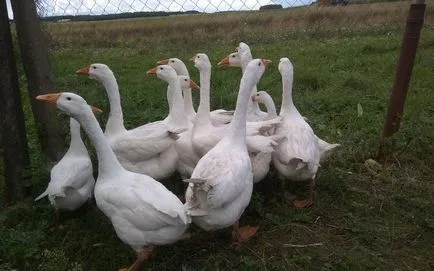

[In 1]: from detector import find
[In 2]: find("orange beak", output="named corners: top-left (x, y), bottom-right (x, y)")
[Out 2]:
top-left (189, 79), bottom-right (200, 90)
top-left (147, 67), bottom-right (158, 76)
top-left (36, 93), bottom-right (61, 104)
top-left (90, 105), bottom-right (103, 114)
top-left (157, 59), bottom-right (169, 65)
top-left (261, 59), bottom-right (272, 68)
top-left (76, 67), bottom-right (90, 75)
top-left (217, 56), bottom-right (230, 67)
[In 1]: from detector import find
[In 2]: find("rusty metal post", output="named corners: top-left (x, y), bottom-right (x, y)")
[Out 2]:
top-left (378, 0), bottom-right (426, 162)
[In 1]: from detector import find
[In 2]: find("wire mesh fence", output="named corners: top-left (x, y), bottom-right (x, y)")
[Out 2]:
top-left (30, 0), bottom-right (418, 127)
top-left (37, 0), bottom-right (313, 16)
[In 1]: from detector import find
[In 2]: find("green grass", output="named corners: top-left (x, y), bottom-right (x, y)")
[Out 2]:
top-left (1, 1), bottom-right (434, 270)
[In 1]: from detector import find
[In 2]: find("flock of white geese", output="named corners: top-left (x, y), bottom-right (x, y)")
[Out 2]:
top-left (34, 42), bottom-right (340, 271)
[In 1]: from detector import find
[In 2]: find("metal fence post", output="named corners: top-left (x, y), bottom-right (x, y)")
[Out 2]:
top-left (378, 0), bottom-right (426, 162)
top-left (0, 0), bottom-right (30, 204)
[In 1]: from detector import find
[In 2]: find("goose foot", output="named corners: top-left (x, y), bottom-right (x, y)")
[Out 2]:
top-left (293, 198), bottom-right (313, 209)
top-left (292, 179), bottom-right (315, 209)
top-left (118, 245), bottom-right (155, 271)
top-left (231, 220), bottom-right (259, 244)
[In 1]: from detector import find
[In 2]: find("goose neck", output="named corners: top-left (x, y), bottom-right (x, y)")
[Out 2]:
top-left (195, 66), bottom-right (211, 126)
top-left (264, 97), bottom-right (277, 118)
top-left (240, 55), bottom-right (259, 116)
top-left (166, 76), bottom-right (188, 129)
top-left (101, 74), bottom-right (126, 135)
top-left (75, 109), bottom-right (124, 179)
top-left (280, 70), bottom-right (296, 116)
top-left (225, 71), bottom-right (258, 146)
top-left (66, 118), bottom-right (88, 156)
top-left (183, 88), bottom-right (196, 119)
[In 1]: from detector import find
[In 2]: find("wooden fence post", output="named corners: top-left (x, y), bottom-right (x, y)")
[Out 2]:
top-left (0, 0), bottom-right (30, 204)
top-left (11, 0), bottom-right (65, 162)
top-left (378, 0), bottom-right (426, 162)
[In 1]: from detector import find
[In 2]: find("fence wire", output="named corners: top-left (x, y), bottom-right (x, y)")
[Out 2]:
top-left (37, 0), bottom-right (313, 16)
top-left (29, 0), bottom-right (414, 127)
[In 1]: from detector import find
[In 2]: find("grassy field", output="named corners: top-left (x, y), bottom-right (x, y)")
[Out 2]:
top-left (1, 1), bottom-right (434, 270)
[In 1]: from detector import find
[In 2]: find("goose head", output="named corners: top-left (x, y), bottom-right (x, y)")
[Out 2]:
top-left (236, 42), bottom-right (252, 58)
top-left (237, 42), bottom-right (250, 52)
top-left (76, 63), bottom-right (114, 82)
top-left (245, 58), bottom-right (272, 80)
top-left (146, 64), bottom-right (178, 83)
top-left (217, 52), bottom-right (241, 67)
top-left (157, 58), bottom-right (187, 75)
top-left (178, 75), bottom-right (200, 90)
top-left (36, 92), bottom-right (102, 118)
top-left (190, 53), bottom-right (211, 71)
top-left (278, 57), bottom-right (294, 76)
top-left (251, 90), bottom-right (270, 103)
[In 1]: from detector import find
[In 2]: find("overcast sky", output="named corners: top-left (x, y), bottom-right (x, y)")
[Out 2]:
top-left (6, 0), bottom-right (312, 18)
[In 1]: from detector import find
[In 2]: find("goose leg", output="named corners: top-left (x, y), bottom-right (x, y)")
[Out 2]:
top-left (280, 178), bottom-right (296, 200)
top-left (293, 179), bottom-right (315, 209)
top-left (118, 245), bottom-right (155, 271)
top-left (231, 220), bottom-right (259, 244)
top-left (55, 209), bottom-right (66, 230)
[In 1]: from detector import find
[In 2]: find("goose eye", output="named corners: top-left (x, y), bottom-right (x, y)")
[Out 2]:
top-left (184, 79), bottom-right (188, 81)
top-left (231, 55), bottom-right (235, 58)
top-left (256, 94), bottom-right (260, 96)
top-left (197, 56), bottom-right (200, 59)
top-left (66, 97), bottom-right (72, 101)
top-left (258, 62), bottom-right (261, 66)
top-left (92, 66), bottom-right (96, 69)
top-left (160, 67), bottom-right (164, 70)
top-left (171, 60), bottom-right (175, 63)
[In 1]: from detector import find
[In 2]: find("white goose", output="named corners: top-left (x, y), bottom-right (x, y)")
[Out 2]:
top-left (146, 64), bottom-right (191, 132)
top-left (173, 76), bottom-right (201, 179)
top-left (219, 52), bottom-right (340, 163)
top-left (273, 58), bottom-right (321, 209)
top-left (184, 58), bottom-right (272, 243)
top-left (148, 66), bottom-right (200, 179)
top-left (178, 75), bottom-right (200, 96)
top-left (76, 64), bottom-right (188, 180)
top-left (252, 91), bottom-right (277, 120)
top-left (236, 42), bottom-right (269, 122)
top-left (35, 118), bottom-right (95, 211)
top-left (157, 57), bottom-right (233, 126)
top-left (217, 52), bottom-right (241, 68)
top-left (36, 92), bottom-right (189, 271)
top-left (190, 53), bottom-right (280, 159)
top-left (218, 49), bottom-right (274, 123)
top-left (250, 91), bottom-right (278, 183)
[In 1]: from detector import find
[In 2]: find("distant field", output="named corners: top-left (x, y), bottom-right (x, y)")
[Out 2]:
top-left (45, 1), bottom-right (414, 49)
top-left (1, 1), bottom-right (434, 270)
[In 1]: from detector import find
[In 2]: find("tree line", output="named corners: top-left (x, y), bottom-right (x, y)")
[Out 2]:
top-left (39, 10), bottom-right (201, 22)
